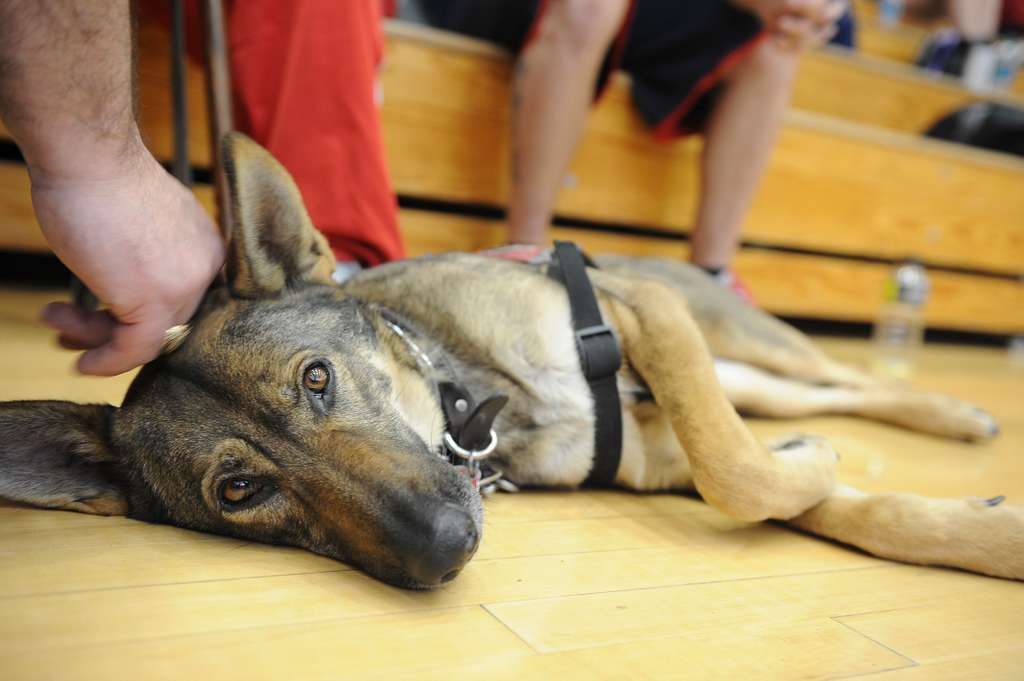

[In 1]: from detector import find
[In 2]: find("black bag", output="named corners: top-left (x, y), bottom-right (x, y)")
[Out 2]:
top-left (926, 102), bottom-right (1024, 158)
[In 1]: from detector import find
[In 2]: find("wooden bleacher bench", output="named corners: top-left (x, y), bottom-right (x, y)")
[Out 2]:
top-left (1, 18), bottom-right (1022, 335)
top-left (793, 46), bottom-right (1024, 134)
top-left (853, 0), bottom-right (936, 64)
top-left (852, 0), bottom-right (1024, 96)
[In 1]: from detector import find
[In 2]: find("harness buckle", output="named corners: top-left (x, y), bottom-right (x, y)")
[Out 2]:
top-left (574, 323), bottom-right (621, 381)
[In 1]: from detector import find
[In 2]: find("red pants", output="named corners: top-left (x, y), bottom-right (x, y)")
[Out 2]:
top-left (222, 1), bottom-right (404, 265)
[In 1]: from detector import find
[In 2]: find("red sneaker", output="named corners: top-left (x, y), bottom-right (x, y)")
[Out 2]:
top-left (478, 244), bottom-right (548, 264)
top-left (714, 269), bottom-right (757, 306)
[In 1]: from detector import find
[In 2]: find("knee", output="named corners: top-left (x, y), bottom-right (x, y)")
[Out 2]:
top-left (730, 38), bottom-right (799, 86)
top-left (539, 0), bottom-right (629, 56)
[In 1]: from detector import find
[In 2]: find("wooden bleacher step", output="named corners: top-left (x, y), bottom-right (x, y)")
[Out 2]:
top-left (399, 209), bottom-right (1023, 335)
top-left (2, 157), bottom-right (1018, 334)
top-left (851, 0), bottom-right (1024, 96)
top-left (381, 21), bottom-right (1024, 276)
top-left (793, 46), bottom-right (1024, 134)
top-left (1, 18), bottom-right (1021, 335)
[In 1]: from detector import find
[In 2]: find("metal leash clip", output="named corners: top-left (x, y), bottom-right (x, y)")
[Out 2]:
top-left (442, 430), bottom-right (518, 496)
top-left (443, 428), bottom-right (496, 490)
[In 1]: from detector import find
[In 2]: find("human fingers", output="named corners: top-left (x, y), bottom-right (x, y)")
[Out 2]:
top-left (824, 0), bottom-right (848, 23)
top-left (811, 18), bottom-right (839, 46)
top-left (799, 0), bottom-right (844, 47)
top-left (76, 316), bottom-right (169, 376)
top-left (40, 301), bottom-right (116, 350)
top-left (776, 13), bottom-right (816, 40)
top-left (805, 21), bottom-right (838, 47)
top-left (783, 0), bottom-right (845, 27)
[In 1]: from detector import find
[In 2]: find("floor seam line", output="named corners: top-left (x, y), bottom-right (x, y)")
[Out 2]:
top-left (480, 604), bottom-right (544, 654)
top-left (831, 616), bottom-right (920, 667)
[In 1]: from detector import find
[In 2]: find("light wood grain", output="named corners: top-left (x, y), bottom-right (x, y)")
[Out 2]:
top-left (851, 651), bottom-right (1024, 681)
top-left (483, 566), bottom-right (1021, 652)
top-left (3, 169), bottom-right (1020, 332)
top-left (837, 597), bottom-right (1024, 664)
top-left (0, 162), bottom-right (46, 253)
top-left (413, 619), bottom-right (914, 681)
top-left (5, 20), bottom-right (1023, 276)
top-left (135, 19), bottom-right (212, 167)
top-left (1, 285), bottom-right (1023, 680)
top-left (380, 24), bottom-right (1024, 274)
top-left (0, 606), bottom-right (534, 681)
top-left (399, 210), bottom-right (1024, 334)
top-left (793, 47), bottom-right (1022, 133)
top-left (853, 0), bottom-right (934, 63)
top-left (851, 0), bottom-right (1024, 99)
top-left (0, 161), bottom-right (215, 254)
top-left (857, 19), bottom-right (930, 63)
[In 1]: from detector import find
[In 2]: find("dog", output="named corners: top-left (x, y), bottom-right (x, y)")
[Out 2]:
top-left (1, 133), bottom-right (1020, 589)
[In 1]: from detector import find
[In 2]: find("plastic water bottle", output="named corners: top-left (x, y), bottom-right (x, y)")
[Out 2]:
top-left (879, 0), bottom-right (904, 27)
top-left (963, 42), bottom-right (999, 92)
top-left (993, 40), bottom-right (1024, 91)
top-left (872, 260), bottom-right (930, 377)
top-left (1010, 275), bottom-right (1024, 369)
top-left (1010, 334), bottom-right (1024, 369)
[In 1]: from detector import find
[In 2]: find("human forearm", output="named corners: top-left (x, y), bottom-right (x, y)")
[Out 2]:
top-left (0, 0), bottom-right (143, 178)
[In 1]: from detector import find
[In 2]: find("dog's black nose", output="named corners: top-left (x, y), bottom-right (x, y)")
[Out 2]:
top-left (402, 502), bottom-right (479, 587)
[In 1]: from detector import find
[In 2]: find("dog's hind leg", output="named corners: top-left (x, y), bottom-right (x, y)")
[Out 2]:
top-left (593, 273), bottom-right (838, 522)
top-left (787, 485), bottom-right (1024, 580)
top-left (716, 359), bottom-right (999, 441)
top-left (596, 255), bottom-right (875, 389)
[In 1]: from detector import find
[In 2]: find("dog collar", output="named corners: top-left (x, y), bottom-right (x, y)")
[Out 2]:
top-left (380, 314), bottom-right (515, 496)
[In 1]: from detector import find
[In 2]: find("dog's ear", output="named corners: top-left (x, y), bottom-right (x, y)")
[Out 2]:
top-left (221, 132), bottom-right (336, 298)
top-left (0, 401), bottom-right (129, 516)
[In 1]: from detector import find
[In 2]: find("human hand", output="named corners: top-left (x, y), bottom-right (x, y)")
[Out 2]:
top-left (30, 146), bottom-right (225, 376)
top-left (735, 0), bottom-right (847, 51)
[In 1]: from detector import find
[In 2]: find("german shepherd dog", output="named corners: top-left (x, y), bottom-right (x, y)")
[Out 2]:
top-left (1, 134), bottom-right (1020, 589)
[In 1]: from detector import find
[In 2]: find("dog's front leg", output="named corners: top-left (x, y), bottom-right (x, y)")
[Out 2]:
top-left (595, 273), bottom-right (838, 522)
top-left (788, 485), bottom-right (1024, 580)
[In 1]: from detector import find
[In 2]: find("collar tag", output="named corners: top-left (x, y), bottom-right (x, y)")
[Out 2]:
top-left (439, 382), bottom-right (512, 495)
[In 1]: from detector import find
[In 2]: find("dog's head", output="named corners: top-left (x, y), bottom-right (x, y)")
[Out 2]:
top-left (0, 134), bottom-right (482, 589)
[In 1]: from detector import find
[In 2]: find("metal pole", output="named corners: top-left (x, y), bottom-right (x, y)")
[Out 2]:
top-left (200, 0), bottom-right (233, 239)
top-left (170, 0), bottom-right (191, 187)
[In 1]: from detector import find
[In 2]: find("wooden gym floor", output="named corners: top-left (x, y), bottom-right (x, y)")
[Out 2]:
top-left (0, 285), bottom-right (1022, 680)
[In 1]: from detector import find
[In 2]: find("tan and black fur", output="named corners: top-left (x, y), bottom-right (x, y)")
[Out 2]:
top-left (1, 134), bottom-right (1020, 589)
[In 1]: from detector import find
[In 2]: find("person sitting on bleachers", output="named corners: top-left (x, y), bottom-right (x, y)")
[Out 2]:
top-left (418, 0), bottom-right (846, 301)
top-left (912, 0), bottom-right (1024, 89)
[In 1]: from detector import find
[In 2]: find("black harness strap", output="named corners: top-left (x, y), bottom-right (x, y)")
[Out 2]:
top-left (547, 241), bottom-right (623, 487)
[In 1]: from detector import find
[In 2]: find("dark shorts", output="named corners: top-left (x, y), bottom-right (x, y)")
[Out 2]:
top-left (419, 0), bottom-right (764, 139)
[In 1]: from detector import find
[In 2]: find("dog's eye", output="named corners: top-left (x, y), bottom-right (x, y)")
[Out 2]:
top-left (303, 363), bottom-right (330, 394)
top-left (220, 478), bottom-right (261, 505)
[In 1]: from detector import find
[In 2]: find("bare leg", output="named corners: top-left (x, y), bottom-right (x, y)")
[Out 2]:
top-left (789, 485), bottom-right (1024, 580)
top-left (689, 39), bottom-right (798, 270)
top-left (947, 0), bottom-right (1002, 41)
top-left (507, 0), bottom-right (629, 244)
